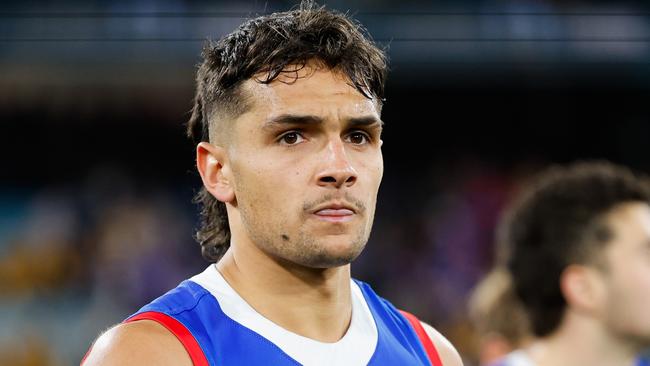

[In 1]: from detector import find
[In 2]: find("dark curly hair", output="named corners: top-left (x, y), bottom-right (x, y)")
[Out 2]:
top-left (186, 1), bottom-right (388, 262)
top-left (500, 161), bottom-right (650, 337)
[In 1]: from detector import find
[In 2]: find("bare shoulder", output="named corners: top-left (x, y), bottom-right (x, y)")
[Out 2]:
top-left (420, 321), bottom-right (464, 366)
top-left (82, 320), bottom-right (192, 366)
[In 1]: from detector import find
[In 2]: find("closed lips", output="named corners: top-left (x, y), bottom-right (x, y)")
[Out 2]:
top-left (315, 208), bottom-right (354, 216)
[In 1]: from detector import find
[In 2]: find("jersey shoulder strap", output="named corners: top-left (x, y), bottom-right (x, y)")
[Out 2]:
top-left (125, 311), bottom-right (209, 366)
top-left (399, 310), bottom-right (444, 366)
top-left (80, 310), bottom-right (209, 366)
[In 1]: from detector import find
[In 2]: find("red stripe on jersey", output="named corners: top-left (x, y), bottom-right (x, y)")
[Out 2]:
top-left (126, 311), bottom-right (209, 366)
top-left (80, 344), bottom-right (92, 365)
top-left (399, 310), bottom-right (444, 366)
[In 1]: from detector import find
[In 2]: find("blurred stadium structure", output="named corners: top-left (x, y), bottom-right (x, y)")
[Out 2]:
top-left (2, 0), bottom-right (650, 365)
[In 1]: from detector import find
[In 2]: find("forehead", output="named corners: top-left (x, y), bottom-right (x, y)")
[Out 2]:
top-left (241, 65), bottom-right (380, 118)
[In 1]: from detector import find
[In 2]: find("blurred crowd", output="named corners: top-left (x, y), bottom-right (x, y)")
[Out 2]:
top-left (0, 158), bottom-right (541, 365)
top-left (0, 167), bottom-right (204, 365)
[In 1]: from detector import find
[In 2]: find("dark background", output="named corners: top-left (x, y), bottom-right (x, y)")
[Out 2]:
top-left (1, 1), bottom-right (650, 365)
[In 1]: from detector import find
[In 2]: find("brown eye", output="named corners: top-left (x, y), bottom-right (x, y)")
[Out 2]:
top-left (347, 132), bottom-right (369, 145)
top-left (279, 131), bottom-right (304, 145)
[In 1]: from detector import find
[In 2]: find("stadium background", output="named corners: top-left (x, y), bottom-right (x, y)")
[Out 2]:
top-left (1, 0), bottom-right (650, 364)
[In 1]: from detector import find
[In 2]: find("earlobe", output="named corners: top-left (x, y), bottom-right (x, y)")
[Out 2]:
top-left (196, 142), bottom-right (235, 203)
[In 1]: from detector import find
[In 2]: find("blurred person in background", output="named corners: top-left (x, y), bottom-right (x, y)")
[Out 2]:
top-left (82, 2), bottom-right (462, 365)
top-left (467, 268), bottom-right (532, 366)
top-left (491, 161), bottom-right (650, 366)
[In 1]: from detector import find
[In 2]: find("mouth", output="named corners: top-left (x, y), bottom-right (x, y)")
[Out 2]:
top-left (312, 203), bottom-right (356, 223)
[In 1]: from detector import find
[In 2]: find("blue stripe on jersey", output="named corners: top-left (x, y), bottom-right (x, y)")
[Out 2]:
top-left (130, 279), bottom-right (432, 365)
top-left (353, 280), bottom-right (432, 365)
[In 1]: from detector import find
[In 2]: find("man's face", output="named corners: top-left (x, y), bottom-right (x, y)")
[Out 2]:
top-left (598, 202), bottom-right (650, 347)
top-left (224, 65), bottom-right (383, 268)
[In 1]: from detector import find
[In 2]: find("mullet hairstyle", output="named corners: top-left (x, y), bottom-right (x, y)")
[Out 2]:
top-left (186, 1), bottom-right (388, 262)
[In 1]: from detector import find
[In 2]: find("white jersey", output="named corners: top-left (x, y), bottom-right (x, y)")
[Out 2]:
top-left (491, 350), bottom-right (535, 366)
top-left (493, 350), bottom-right (649, 366)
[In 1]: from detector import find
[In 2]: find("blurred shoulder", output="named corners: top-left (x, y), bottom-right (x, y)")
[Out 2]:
top-left (420, 321), bottom-right (464, 366)
top-left (82, 320), bottom-right (192, 366)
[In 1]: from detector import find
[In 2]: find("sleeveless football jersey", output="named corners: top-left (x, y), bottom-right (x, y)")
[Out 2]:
top-left (123, 265), bottom-right (442, 366)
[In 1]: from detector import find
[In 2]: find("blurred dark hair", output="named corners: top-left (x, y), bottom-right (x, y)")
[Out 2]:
top-left (186, 1), bottom-right (388, 262)
top-left (501, 161), bottom-right (650, 337)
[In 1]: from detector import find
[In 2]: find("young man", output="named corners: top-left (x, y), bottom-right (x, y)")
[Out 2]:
top-left (492, 161), bottom-right (650, 366)
top-left (82, 3), bottom-right (462, 366)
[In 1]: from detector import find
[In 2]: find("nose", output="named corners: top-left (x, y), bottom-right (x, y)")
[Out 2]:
top-left (316, 139), bottom-right (358, 188)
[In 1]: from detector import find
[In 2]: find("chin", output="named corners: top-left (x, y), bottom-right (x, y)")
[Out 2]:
top-left (302, 243), bottom-right (366, 269)
top-left (283, 228), bottom-right (369, 269)
top-left (305, 253), bottom-right (358, 269)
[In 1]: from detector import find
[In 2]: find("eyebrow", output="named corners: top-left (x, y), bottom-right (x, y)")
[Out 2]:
top-left (347, 116), bottom-right (384, 128)
top-left (262, 114), bottom-right (384, 130)
top-left (263, 114), bottom-right (324, 129)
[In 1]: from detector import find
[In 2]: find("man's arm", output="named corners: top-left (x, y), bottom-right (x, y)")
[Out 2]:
top-left (421, 321), bottom-right (464, 366)
top-left (82, 320), bottom-right (192, 366)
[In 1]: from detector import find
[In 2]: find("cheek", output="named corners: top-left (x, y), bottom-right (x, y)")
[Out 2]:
top-left (606, 263), bottom-right (650, 324)
top-left (620, 258), bottom-right (650, 293)
top-left (629, 265), bottom-right (650, 306)
top-left (234, 159), bottom-right (273, 204)
top-left (240, 163), bottom-right (305, 210)
top-left (357, 153), bottom-right (383, 186)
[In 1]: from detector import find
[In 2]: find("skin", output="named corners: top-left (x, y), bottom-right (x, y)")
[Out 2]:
top-left (524, 202), bottom-right (650, 366)
top-left (83, 64), bottom-right (463, 365)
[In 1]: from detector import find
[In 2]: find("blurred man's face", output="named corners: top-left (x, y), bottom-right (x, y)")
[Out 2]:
top-left (598, 202), bottom-right (650, 347)
top-left (224, 63), bottom-right (384, 268)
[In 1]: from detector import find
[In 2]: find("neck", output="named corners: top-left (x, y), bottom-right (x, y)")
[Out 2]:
top-left (528, 310), bottom-right (639, 366)
top-left (216, 240), bottom-right (353, 343)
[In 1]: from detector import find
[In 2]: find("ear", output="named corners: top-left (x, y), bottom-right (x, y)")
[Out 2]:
top-left (560, 264), bottom-right (605, 315)
top-left (196, 142), bottom-right (235, 203)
